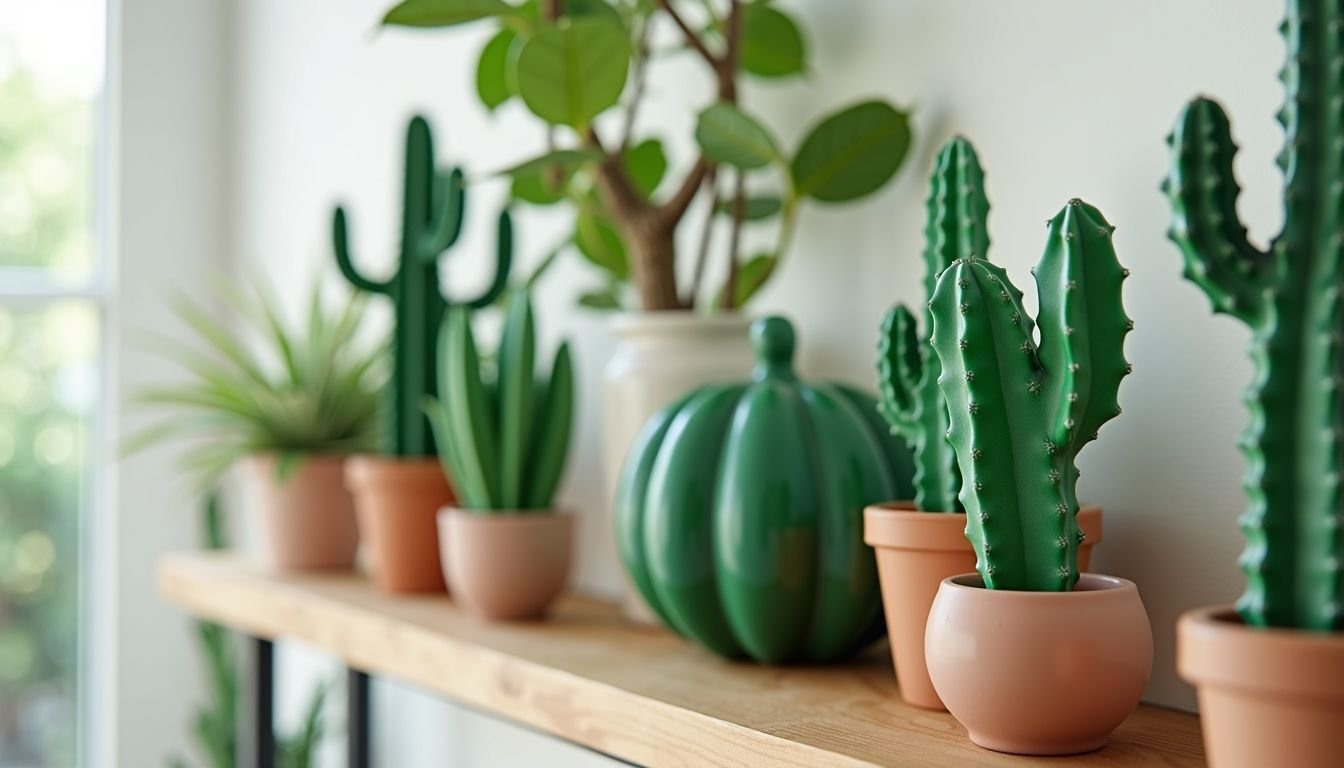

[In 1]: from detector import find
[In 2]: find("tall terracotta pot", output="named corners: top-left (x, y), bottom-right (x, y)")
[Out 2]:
top-left (346, 456), bottom-right (454, 593)
top-left (438, 507), bottom-right (572, 621)
top-left (601, 312), bottom-right (753, 621)
top-left (1179, 606), bottom-right (1344, 768)
top-left (243, 455), bottom-right (359, 570)
top-left (864, 503), bottom-right (1103, 710)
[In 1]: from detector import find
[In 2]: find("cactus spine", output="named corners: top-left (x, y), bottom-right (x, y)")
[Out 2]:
top-left (333, 115), bottom-right (513, 456)
top-left (928, 200), bottom-right (1132, 592)
top-left (877, 137), bottom-right (990, 512)
top-left (1165, 2), bottom-right (1344, 630)
top-left (425, 295), bottom-right (574, 511)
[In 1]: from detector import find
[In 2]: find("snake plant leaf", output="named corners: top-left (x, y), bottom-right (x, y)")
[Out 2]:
top-left (739, 3), bottom-right (806, 78)
top-left (382, 0), bottom-right (517, 27)
top-left (526, 341), bottom-right (574, 508)
top-left (623, 138), bottom-right (668, 199)
top-left (497, 294), bottom-right (536, 508)
top-left (476, 28), bottom-right (517, 110)
top-left (791, 100), bottom-right (911, 202)
top-left (516, 18), bottom-right (631, 128)
top-left (574, 209), bottom-right (630, 279)
top-left (425, 395), bottom-right (481, 506)
top-left (441, 308), bottom-right (501, 508)
top-left (694, 103), bottom-right (781, 170)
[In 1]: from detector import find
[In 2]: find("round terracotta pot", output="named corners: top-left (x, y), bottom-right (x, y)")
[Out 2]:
top-left (439, 507), bottom-right (572, 621)
top-left (864, 503), bottom-right (1103, 710)
top-left (1179, 606), bottom-right (1344, 768)
top-left (243, 455), bottom-right (359, 570)
top-left (346, 456), bottom-right (454, 593)
top-left (925, 573), bottom-right (1151, 755)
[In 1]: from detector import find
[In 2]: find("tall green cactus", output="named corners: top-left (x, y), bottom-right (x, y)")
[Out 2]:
top-left (1165, 2), bottom-right (1344, 630)
top-left (928, 200), bottom-right (1132, 592)
top-left (333, 115), bottom-right (513, 457)
top-left (876, 137), bottom-right (990, 512)
top-left (424, 294), bottom-right (574, 511)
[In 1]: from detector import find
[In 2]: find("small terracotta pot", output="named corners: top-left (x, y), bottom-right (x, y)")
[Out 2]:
top-left (925, 573), bottom-right (1151, 755)
top-left (346, 456), bottom-right (454, 593)
top-left (439, 507), bottom-right (572, 621)
top-left (243, 455), bottom-right (359, 570)
top-left (864, 503), bottom-right (1102, 710)
top-left (1179, 606), bottom-right (1344, 768)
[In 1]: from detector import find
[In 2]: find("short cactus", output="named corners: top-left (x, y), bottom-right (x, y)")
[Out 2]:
top-left (928, 200), bottom-right (1132, 591)
top-left (877, 137), bottom-right (990, 512)
top-left (1164, 1), bottom-right (1344, 630)
top-left (333, 115), bottom-right (513, 457)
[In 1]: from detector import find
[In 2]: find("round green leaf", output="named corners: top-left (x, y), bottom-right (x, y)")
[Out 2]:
top-left (497, 148), bottom-right (602, 178)
top-left (575, 211), bottom-right (629, 279)
top-left (383, 0), bottom-right (516, 27)
top-left (694, 103), bottom-right (780, 170)
top-left (476, 28), bottom-right (517, 110)
top-left (512, 174), bottom-right (569, 205)
top-left (516, 18), bottom-right (631, 128)
top-left (623, 138), bottom-right (668, 199)
top-left (740, 4), bottom-right (806, 78)
top-left (577, 285), bottom-right (624, 310)
top-left (719, 252), bottom-right (777, 307)
top-left (716, 195), bottom-right (782, 221)
top-left (791, 101), bottom-right (911, 202)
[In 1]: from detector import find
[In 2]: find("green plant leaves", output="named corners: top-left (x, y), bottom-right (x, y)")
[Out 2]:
top-left (717, 195), bottom-right (782, 221)
top-left (578, 284), bottom-right (624, 310)
top-left (623, 138), bottom-right (667, 198)
top-left (516, 18), bottom-right (631, 128)
top-left (791, 100), bottom-right (911, 202)
top-left (575, 210), bottom-right (629, 278)
top-left (740, 4), bottom-right (806, 77)
top-left (694, 103), bottom-right (780, 170)
top-left (716, 252), bottom-right (777, 307)
top-left (476, 28), bottom-right (517, 110)
top-left (498, 148), bottom-right (602, 178)
top-left (383, 0), bottom-right (517, 27)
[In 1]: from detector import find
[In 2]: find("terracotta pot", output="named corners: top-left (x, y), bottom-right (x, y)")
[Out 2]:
top-left (346, 456), bottom-right (454, 593)
top-left (439, 507), bottom-right (572, 621)
top-left (925, 573), bottom-right (1151, 755)
top-left (864, 503), bottom-right (1102, 710)
top-left (1179, 606), bottom-right (1344, 768)
top-left (243, 455), bottom-right (359, 570)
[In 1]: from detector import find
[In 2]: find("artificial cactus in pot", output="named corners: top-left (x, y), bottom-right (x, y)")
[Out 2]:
top-left (336, 115), bottom-right (515, 594)
top-left (1166, 4), bottom-right (1344, 765)
top-left (920, 200), bottom-right (1150, 755)
top-left (863, 138), bottom-right (1102, 709)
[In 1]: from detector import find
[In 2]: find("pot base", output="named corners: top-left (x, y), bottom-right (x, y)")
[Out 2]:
top-left (968, 733), bottom-right (1106, 756)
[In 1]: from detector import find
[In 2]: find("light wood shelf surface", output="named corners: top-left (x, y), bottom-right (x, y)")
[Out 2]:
top-left (159, 553), bottom-right (1205, 768)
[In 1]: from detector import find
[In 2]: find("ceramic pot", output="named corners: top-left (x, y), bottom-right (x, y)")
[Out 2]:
top-left (602, 312), bottom-right (754, 621)
top-left (243, 455), bottom-right (359, 570)
top-left (925, 573), bottom-right (1151, 755)
top-left (1179, 606), bottom-right (1344, 768)
top-left (439, 507), bottom-right (572, 621)
top-left (864, 503), bottom-right (1103, 710)
top-left (346, 456), bottom-right (454, 593)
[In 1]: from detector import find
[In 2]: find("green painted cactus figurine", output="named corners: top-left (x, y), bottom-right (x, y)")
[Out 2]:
top-left (877, 137), bottom-right (990, 512)
top-left (333, 115), bottom-right (513, 456)
top-left (1165, 2), bottom-right (1344, 630)
top-left (928, 200), bottom-right (1132, 592)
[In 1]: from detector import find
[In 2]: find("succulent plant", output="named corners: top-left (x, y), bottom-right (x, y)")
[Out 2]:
top-left (1165, 1), bottom-right (1344, 630)
top-left (877, 136), bottom-right (991, 513)
top-left (424, 293), bottom-right (574, 511)
top-left (928, 199), bottom-right (1132, 592)
top-left (333, 115), bottom-right (513, 457)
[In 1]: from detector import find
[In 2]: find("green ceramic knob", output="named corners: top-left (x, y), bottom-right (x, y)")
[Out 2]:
top-left (615, 316), bottom-right (915, 663)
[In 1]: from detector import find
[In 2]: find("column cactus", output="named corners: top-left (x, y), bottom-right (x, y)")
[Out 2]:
top-left (928, 200), bottom-right (1132, 592)
top-left (1164, 1), bottom-right (1344, 630)
top-left (333, 115), bottom-right (513, 456)
top-left (876, 136), bottom-right (989, 512)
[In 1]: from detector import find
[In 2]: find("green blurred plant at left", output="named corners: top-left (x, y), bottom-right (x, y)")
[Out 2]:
top-left (127, 278), bottom-right (384, 488)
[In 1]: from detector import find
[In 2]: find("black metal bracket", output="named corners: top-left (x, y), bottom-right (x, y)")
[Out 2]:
top-left (245, 636), bottom-right (275, 768)
top-left (348, 668), bottom-right (372, 768)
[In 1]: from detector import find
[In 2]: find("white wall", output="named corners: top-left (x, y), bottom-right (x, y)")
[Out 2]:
top-left (224, 0), bottom-right (1284, 762)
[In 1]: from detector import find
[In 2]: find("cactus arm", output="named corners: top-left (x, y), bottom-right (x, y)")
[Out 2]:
top-left (925, 137), bottom-right (991, 291)
top-left (497, 293), bottom-right (535, 509)
top-left (876, 304), bottom-right (921, 434)
top-left (441, 308), bottom-right (500, 508)
top-left (332, 208), bottom-right (392, 295)
top-left (1035, 200), bottom-right (1134, 456)
top-left (419, 168), bottom-right (467, 260)
top-left (526, 341), bottom-right (574, 509)
top-left (459, 208), bottom-right (514, 310)
top-left (1165, 97), bottom-right (1275, 324)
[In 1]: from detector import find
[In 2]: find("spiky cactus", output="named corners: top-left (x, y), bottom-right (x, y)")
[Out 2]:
top-left (927, 200), bottom-right (1131, 592)
top-left (1165, 2), bottom-right (1344, 631)
top-left (333, 115), bottom-right (513, 457)
top-left (877, 137), bottom-right (991, 512)
top-left (424, 294), bottom-right (574, 511)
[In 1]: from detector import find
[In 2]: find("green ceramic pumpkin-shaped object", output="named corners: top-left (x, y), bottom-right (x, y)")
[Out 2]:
top-left (615, 316), bottom-right (915, 663)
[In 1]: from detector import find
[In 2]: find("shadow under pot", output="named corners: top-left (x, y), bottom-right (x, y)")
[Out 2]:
top-left (345, 456), bottom-right (454, 593)
top-left (864, 503), bottom-right (1103, 711)
top-left (925, 573), bottom-right (1151, 756)
top-left (244, 455), bottom-right (359, 571)
top-left (1178, 606), bottom-right (1344, 768)
top-left (438, 507), bottom-right (572, 621)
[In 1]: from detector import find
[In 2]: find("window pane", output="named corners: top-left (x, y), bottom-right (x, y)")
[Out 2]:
top-left (0, 301), bottom-right (96, 768)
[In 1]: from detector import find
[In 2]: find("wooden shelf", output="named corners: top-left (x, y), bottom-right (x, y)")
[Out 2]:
top-left (159, 553), bottom-right (1205, 768)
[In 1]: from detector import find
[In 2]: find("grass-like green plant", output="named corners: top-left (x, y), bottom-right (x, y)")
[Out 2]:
top-left (425, 292), bottom-right (574, 511)
top-left (128, 278), bottom-right (383, 487)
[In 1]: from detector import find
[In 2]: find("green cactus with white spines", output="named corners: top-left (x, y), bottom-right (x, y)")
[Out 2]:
top-left (877, 137), bottom-right (990, 512)
top-left (333, 115), bottom-right (513, 457)
top-left (928, 200), bottom-right (1132, 592)
top-left (1165, 1), bottom-right (1344, 630)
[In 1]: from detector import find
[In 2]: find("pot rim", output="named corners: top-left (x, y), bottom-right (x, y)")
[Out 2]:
top-left (608, 310), bottom-right (753, 337)
top-left (865, 502), bottom-right (1103, 552)
top-left (1178, 605), bottom-right (1344, 700)
top-left (941, 572), bottom-right (1134, 597)
top-left (438, 506), bottom-right (571, 525)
